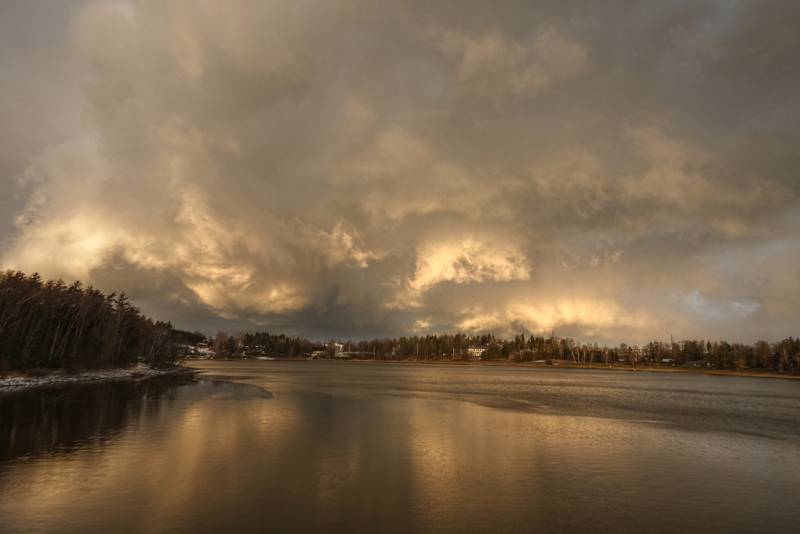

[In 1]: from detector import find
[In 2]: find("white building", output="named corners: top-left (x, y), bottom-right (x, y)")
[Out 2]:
top-left (467, 347), bottom-right (486, 360)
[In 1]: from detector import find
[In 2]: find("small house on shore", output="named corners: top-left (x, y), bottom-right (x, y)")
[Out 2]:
top-left (467, 347), bottom-right (487, 360)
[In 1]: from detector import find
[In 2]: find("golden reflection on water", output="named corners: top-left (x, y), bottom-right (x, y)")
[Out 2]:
top-left (405, 400), bottom-right (651, 530)
top-left (2, 364), bottom-right (800, 533)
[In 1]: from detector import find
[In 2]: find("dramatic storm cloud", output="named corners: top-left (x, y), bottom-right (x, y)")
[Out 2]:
top-left (1, 0), bottom-right (799, 342)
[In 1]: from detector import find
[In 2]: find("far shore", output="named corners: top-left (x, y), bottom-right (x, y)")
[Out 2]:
top-left (0, 365), bottom-right (197, 393)
top-left (190, 357), bottom-right (800, 380)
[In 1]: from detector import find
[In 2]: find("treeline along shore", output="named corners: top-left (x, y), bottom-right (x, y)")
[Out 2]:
top-left (0, 271), bottom-right (192, 374)
top-left (2, 271), bottom-right (799, 376)
top-left (211, 331), bottom-right (800, 375)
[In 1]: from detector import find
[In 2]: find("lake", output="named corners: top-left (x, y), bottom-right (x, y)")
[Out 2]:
top-left (1, 361), bottom-right (799, 533)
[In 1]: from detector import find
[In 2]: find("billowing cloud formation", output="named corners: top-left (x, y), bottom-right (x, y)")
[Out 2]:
top-left (427, 23), bottom-right (588, 101)
top-left (393, 236), bottom-right (530, 308)
top-left (1, 0), bottom-right (799, 343)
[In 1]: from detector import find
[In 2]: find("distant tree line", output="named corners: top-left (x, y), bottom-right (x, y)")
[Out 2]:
top-left (207, 331), bottom-right (800, 373)
top-left (172, 329), bottom-right (207, 346)
top-left (212, 331), bottom-right (313, 359)
top-left (6, 268), bottom-right (794, 374)
top-left (0, 271), bottom-right (180, 372)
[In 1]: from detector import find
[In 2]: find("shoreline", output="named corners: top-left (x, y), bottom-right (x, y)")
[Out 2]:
top-left (0, 365), bottom-right (197, 393)
top-left (378, 359), bottom-right (800, 379)
top-left (386, 358), bottom-right (800, 379)
top-left (191, 357), bottom-right (800, 380)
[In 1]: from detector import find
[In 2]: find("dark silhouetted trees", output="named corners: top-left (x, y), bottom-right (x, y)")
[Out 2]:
top-left (0, 271), bottom-right (179, 372)
top-left (208, 327), bottom-right (800, 373)
top-left (210, 331), bottom-right (312, 359)
top-left (8, 269), bottom-right (795, 374)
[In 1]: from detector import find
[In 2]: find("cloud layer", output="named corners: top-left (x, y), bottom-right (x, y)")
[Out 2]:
top-left (1, 0), bottom-right (799, 342)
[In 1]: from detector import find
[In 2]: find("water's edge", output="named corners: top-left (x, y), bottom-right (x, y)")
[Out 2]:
top-left (0, 365), bottom-right (198, 393)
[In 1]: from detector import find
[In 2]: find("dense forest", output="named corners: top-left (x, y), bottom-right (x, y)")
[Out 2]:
top-left (210, 331), bottom-right (800, 373)
top-left (0, 271), bottom-right (181, 372)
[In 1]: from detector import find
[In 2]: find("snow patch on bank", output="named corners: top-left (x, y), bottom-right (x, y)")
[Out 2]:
top-left (0, 365), bottom-right (194, 393)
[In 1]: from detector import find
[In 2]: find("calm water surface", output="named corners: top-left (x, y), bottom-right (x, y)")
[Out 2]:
top-left (1, 361), bottom-right (799, 533)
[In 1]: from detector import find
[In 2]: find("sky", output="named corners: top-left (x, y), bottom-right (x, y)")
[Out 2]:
top-left (1, 0), bottom-right (799, 343)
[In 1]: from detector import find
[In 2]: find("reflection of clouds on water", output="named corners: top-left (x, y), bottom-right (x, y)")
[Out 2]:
top-left (0, 377), bottom-right (294, 532)
top-left (198, 380), bottom-right (275, 400)
top-left (2, 363), bottom-right (800, 533)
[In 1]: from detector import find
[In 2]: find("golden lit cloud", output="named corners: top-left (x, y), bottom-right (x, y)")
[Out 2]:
top-left (1, 0), bottom-right (799, 342)
top-left (458, 299), bottom-right (655, 338)
top-left (391, 237), bottom-right (530, 308)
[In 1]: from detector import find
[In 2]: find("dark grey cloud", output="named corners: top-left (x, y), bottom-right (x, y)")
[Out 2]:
top-left (1, 0), bottom-right (798, 343)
